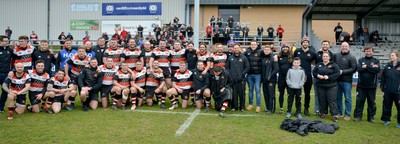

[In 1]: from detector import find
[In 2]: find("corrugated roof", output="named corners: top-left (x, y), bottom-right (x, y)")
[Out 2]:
top-left (185, 0), bottom-right (309, 5)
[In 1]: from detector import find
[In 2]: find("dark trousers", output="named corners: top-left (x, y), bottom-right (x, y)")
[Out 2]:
top-left (303, 80), bottom-right (312, 110)
top-left (317, 85), bottom-right (339, 116)
top-left (263, 81), bottom-right (276, 112)
top-left (0, 72), bottom-right (8, 111)
top-left (287, 88), bottom-right (302, 115)
top-left (335, 32), bottom-right (341, 43)
top-left (213, 88), bottom-right (232, 111)
top-left (380, 92), bottom-right (400, 123)
top-left (231, 82), bottom-right (245, 110)
top-left (354, 87), bottom-right (377, 120)
top-left (278, 78), bottom-right (288, 108)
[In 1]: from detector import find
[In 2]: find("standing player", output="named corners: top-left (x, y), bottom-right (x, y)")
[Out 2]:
top-left (27, 60), bottom-right (51, 113)
top-left (145, 60), bottom-right (166, 107)
top-left (122, 39), bottom-right (144, 70)
top-left (186, 43), bottom-right (198, 71)
top-left (55, 39), bottom-right (77, 71)
top-left (46, 70), bottom-right (74, 114)
top-left (99, 58), bottom-right (119, 108)
top-left (0, 35), bottom-right (13, 113)
top-left (211, 43), bottom-right (228, 68)
top-left (111, 62), bottom-right (135, 110)
top-left (64, 46), bottom-right (89, 110)
top-left (12, 36), bottom-right (34, 71)
top-left (192, 61), bottom-right (211, 112)
top-left (84, 41), bottom-right (96, 59)
top-left (2, 63), bottom-right (31, 120)
top-left (143, 41), bottom-right (153, 68)
top-left (103, 39), bottom-right (123, 67)
top-left (131, 61), bottom-right (147, 109)
top-left (169, 42), bottom-right (188, 74)
top-left (78, 58), bottom-right (103, 111)
top-left (32, 40), bottom-right (56, 75)
top-left (166, 62), bottom-right (193, 110)
top-left (150, 40), bottom-right (171, 101)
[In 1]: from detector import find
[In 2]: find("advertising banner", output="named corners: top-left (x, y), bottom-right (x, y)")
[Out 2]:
top-left (102, 2), bottom-right (162, 15)
top-left (101, 20), bottom-right (161, 35)
top-left (70, 20), bottom-right (99, 30)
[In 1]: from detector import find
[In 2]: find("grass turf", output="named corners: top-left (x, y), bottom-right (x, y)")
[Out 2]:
top-left (0, 87), bottom-right (399, 143)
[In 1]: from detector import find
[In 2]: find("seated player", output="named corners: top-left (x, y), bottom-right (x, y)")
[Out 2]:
top-left (191, 61), bottom-right (212, 112)
top-left (166, 62), bottom-right (193, 110)
top-left (78, 58), bottom-right (103, 111)
top-left (111, 62), bottom-right (135, 110)
top-left (145, 60), bottom-right (166, 108)
top-left (99, 57), bottom-right (119, 108)
top-left (210, 66), bottom-right (233, 118)
top-left (27, 60), bottom-right (51, 113)
top-left (46, 70), bottom-right (75, 114)
top-left (131, 61), bottom-right (147, 109)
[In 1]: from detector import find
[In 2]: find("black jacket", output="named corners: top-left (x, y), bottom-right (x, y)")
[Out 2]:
top-left (92, 45), bottom-right (107, 65)
top-left (191, 68), bottom-right (210, 91)
top-left (357, 56), bottom-right (380, 88)
top-left (210, 68), bottom-right (233, 95)
top-left (380, 61), bottom-right (400, 93)
top-left (32, 49), bottom-right (56, 74)
top-left (334, 52), bottom-right (357, 82)
top-left (0, 46), bottom-right (13, 73)
top-left (316, 50), bottom-right (334, 63)
top-left (78, 66), bottom-right (103, 91)
top-left (261, 53), bottom-right (279, 82)
top-left (280, 118), bottom-right (340, 136)
top-left (245, 48), bottom-right (262, 74)
top-left (186, 50), bottom-right (197, 70)
top-left (312, 61), bottom-right (340, 87)
top-left (226, 54), bottom-right (250, 83)
top-left (277, 54), bottom-right (292, 80)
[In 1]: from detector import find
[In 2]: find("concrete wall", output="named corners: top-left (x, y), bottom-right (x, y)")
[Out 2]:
top-left (312, 20), bottom-right (354, 44)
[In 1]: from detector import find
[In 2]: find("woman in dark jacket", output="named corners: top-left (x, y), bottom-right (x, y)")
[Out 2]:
top-left (260, 45), bottom-right (279, 114)
top-left (276, 44), bottom-right (292, 113)
top-left (313, 52), bottom-right (340, 122)
top-left (380, 51), bottom-right (400, 128)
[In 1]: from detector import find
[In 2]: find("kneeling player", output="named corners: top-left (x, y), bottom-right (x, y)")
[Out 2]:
top-left (111, 62), bottom-right (136, 110)
top-left (27, 60), bottom-right (51, 113)
top-left (210, 66), bottom-right (233, 118)
top-left (132, 61), bottom-right (147, 108)
top-left (2, 63), bottom-right (31, 120)
top-left (166, 62), bottom-right (193, 110)
top-left (47, 70), bottom-right (74, 113)
top-left (145, 60), bottom-right (166, 108)
top-left (78, 58), bottom-right (103, 111)
top-left (100, 58), bottom-right (119, 108)
top-left (192, 62), bottom-right (212, 112)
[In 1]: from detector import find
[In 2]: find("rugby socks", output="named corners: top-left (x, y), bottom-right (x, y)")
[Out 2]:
top-left (156, 93), bottom-right (162, 103)
top-left (221, 101), bottom-right (229, 111)
top-left (205, 97), bottom-right (212, 107)
top-left (130, 93), bottom-right (136, 106)
top-left (66, 97), bottom-right (75, 107)
top-left (8, 107), bottom-right (14, 115)
top-left (47, 97), bottom-right (54, 109)
top-left (175, 96), bottom-right (179, 105)
top-left (190, 93), bottom-right (195, 104)
top-left (161, 93), bottom-right (166, 104)
top-left (169, 95), bottom-right (176, 105)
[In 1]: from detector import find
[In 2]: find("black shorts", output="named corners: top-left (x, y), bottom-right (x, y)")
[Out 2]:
top-left (53, 96), bottom-right (64, 103)
top-left (160, 67), bottom-right (171, 78)
top-left (145, 86), bottom-right (157, 99)
top-left (101, 85), bottom-right (113, 98)
top-left (69, 74), bottom-right (79, 85)
top-left (88, 90), bottom-right (99, 101)
top-left (16, 94), bottom-right (27, 105)
top-left (29, 91), bottom-right (42, 105)
top-left (175, 88), bottom-right (190, 100)
top-left (194, 89), bottom-right (205, 101)
top-left (135, 89), bottom-right (144, 98)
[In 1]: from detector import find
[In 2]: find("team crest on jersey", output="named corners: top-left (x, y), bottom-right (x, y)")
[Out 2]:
top-left (307, 53), bottom-right (311, 57)
top-left (280, 58), bottom-right (282, 60)
top-left (221, 76), bottom-right (224, 79)
top-left (94, 73), bottom-right (98, 77)
top-left (328, 65), bottom-right (332, 68)
top-left (47, 55), bottom-right (50, 59)
top-left (239, 59), bottom-right (242, 62)
top-left (388, 67), bottom-right (391, 69)
top-left (397, 67), bottom-right (400, 71)
top-left (255, 53), bottom-right (258, 56)
top-left (297, 52), bottom-right (300, 55)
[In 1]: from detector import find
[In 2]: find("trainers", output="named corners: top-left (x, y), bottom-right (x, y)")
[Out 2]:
top-left (276, 108), bottom-right (284, 114)
top-left (160, 104), bottom-right (166, 109)
top-left (396, 123), bottom-right (400, 128)
top-left (45, 109), bottom-right (53, 114)
top-left (338, 114), bottom-right (345, 118)
top-left (219, 110), bottom-right (226, 118)
top-left (297, 114), bottom-right (303, 119)
top-left (8, 111), bottom-right (14, 120)
top-left (169, 105), bottom-right (176, 110)
top-left (70, 103), bottom-right (75, 110)
top-left (158, 101), bottom-right (162, 106)
top-left (130, 105), bottom-right (136, 110)
top-left (82, 105), bottom-right (88, 112)
top-left (333, 116), bottom-right (339, 122)
top-left (285, 112), bottom-right (292, 118)
top-left (111, 105), bottom-right (118, 111)
top-left (320, 114), bottom-right (327, 119)
top-left (315, 110), bottom-right (320, 117)
top-left (266, 111), bottom-right (273, 114)
top-left (255, 107), bottom-right (261, 113)
top-left (344, 116), bottom-right (351, 121)
top-left (121, 106), bottom-right (126, 110)
top-left (231, 109), bottom-right (236, 112)
top-left (368, 118), bottom-right (375, 123)
top-left (354, 117), bottom-right (361, 122)
top-left (26, 104), bottom-right (32, 111)
top-left (8, 116), bottom-right (13, 120)
top-left (383, 121), bottom-right (390, 126)
top-left (240, 109), bottom-right (245, 112)
top-left (304, 109), bottom-right (310, 116)
top-left (246, 105), bottom-right (253, 110)
top-left (204, 106), bottom-right (210, 113)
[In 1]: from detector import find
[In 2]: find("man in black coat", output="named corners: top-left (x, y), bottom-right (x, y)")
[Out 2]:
top-left (210, 66), bottom-right (233, 118)
top-left (78, 58), bottom-right (103, 111)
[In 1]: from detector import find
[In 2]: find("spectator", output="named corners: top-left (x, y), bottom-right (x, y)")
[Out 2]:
top-left (58, 32), bottom-right (66, 45)
top-left (227, 15), bottom-right (234, 28)
top-left (67, 32), bottom-right (74, 40)
top-left (186, 24), bottom-right (193, 38)
top-left (83, 36), bottom-right (90, 45)
top-left (179, 25), bottom-right (186, 37)
top-left (276, 25), bottom-right (285, 42)
top-left (357, 25), bottom-right (365, 45)
top-left (214, 25), bottom-right (221, 43)
top-left (370, 31), bottom-right (381, 45)
top-left (242, 25), bottom-right (250, 43)
top-left (223, 25), bottom-right (231, 44)
top-left (168, 24), bottom-right (174, 37)
top-left (234, 23), bottom-right (241, 40)
top-left (102, 32), bottom-right (109, 45)
top-left (210, 15), bottom-right (216, 28)
top-left (30, 31), bottom-right (38, 45)
top-left (227, 36), bottom-right (236, 45)
top-left (205, 24), bottom-right (213, 38)
top-left (83, 30), bottom-right (89, 40)
top-left (120, 29), bottom-right (128, 40)
top-left (126, 31), bottom-right (132, 41)
top-left (216, 16), bottom-right (223, 28)
top-left (153, 24), bottom-right (162, 40)
top-left (5, 26), bottom-right (12, 40)
top-left (137, 25), bottom-right (144, 38)
top-left (173, 17), bottom-right (179, 25)
top-left (334, 23), bottom-right (343, 43)
top-left (257, 24), bottom-right (264, 42)
top-left (339, 31), bottom-right (351, 43)
top-left (267, 24), bottom-right (274, 41)
top-left (112, 31), bottom-right (120, 41)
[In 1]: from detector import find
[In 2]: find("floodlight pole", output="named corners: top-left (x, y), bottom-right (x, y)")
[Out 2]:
top-left (194, 0), bottom-right (200, 48)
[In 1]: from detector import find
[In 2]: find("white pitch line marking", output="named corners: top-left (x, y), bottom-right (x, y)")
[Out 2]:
top-left (130, 109), bottom-right (265, 117)
top-left (175, 109), bottom-right (200, 136)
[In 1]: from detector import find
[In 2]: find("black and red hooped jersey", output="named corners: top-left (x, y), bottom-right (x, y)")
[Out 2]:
top-left (151, 48), bottom-right (170, 68)
top-left (67, 54), bottom-right (90, 76)
top-left (133, 67), bottom-right (147, 88)
top-left (49, 76), bottom-right (70, 96)
top-left (104, 47), bottom-right (123, 66)
top-left (13, 45), bottom-right (34, 69)
top-left (114, 70), bottom-right (133, 87)
top-left (170, 49), bottom-right (187, 73)
top-left (28, 70), bottom-right (50, 92)
top-left (100, 64), bottom-right (119, 85)
top-left (146, 69), bottom-right (164, 87)
top-left (173, 69), bottom-right (192, 90)
top-left (197, 51), bottom-right (211, 68)
top-left (123, 47), bottom-right (143, 69)
top-left (4, 72), bottom-right (31, 94)
top-left (211, 52), bottom-right (228, 68)
top-left (144, 50), bottom-right (153, 68)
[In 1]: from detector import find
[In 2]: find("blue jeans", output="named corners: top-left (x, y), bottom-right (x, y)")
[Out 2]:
top-left (247, 74), bottom-right (261, 106)
top-left (258, 34), bottom-right (262, 42)
top-left (0, 72), bottom-right (8, 111)
top-left (337, 82), bottom-right (352, 116)
top-left (234, 32), bottom-right (240, 40)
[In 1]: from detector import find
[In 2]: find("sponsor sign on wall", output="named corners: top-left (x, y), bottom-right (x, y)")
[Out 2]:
top-left (102, 2), bottom-right (162, 15)
top-left (70, 20), bottom-right (99, 30)
top-left (101, 20), bottom-right (161, 35)
top-left (70, 3), bottom-right (99, 12)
